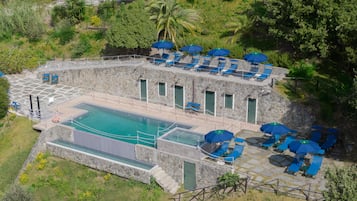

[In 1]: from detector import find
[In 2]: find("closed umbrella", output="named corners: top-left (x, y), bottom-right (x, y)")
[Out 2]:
top-left (204, 130), bottom-right (234, 143)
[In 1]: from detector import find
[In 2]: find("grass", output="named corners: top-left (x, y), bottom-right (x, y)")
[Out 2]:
top-left (0, 115), bottom-right (39, 197)
top-left (20, 155), bottom-right (170, 201)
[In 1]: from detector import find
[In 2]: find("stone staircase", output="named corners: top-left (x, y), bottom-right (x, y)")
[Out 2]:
top-left (151, 166), bottom-right (180, 194)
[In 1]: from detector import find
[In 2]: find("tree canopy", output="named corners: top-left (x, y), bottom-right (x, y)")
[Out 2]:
top-left (106, 0), bottom-right (156, 49)
top-left (262, 0), bottom-right (357, 74)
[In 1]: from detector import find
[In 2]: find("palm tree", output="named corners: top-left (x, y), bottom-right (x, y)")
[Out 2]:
top-left (225, 15), bottom-right (250, 44)
top-left (146, 0), bottom-right (201, 44)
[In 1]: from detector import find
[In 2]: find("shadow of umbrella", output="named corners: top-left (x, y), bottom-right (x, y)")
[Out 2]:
top-left (245, 136), bottom-right (267, 148)
top-left (268, 154), bottom-right (295, 167)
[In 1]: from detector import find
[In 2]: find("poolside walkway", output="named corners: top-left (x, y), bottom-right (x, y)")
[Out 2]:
top-left (6, 70), bottom-right (345, 196)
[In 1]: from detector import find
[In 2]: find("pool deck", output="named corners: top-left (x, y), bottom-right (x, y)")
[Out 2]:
top-left (6, 70), bottom-right (347, 196)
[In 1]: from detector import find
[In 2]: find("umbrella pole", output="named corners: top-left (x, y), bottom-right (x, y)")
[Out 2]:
top-left (192, 80), bottom-right (195, 102)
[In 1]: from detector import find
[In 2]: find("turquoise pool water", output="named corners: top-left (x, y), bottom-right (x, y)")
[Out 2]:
top-left (162, 128), bottom-right (205, 147)
top-left (63, 103), bottom-right (190, 146)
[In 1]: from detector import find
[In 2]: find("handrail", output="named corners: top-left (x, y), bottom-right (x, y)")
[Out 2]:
top-left (157, 121), bottom-right (177, 134)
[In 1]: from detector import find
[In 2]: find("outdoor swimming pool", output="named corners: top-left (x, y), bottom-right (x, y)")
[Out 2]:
top-left (162, 128), bottom-right (205, 147)
top-left (63, 103), bottom-right (191, 147)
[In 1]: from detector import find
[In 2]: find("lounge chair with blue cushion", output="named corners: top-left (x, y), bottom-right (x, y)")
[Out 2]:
top-left (275, 135), bottom-right (295, 152)
top-left (304, 155), bottom-right (323, 177)
top-left (166, 52), bottom-right (182, 66)
top-left (224, 144), bottom-right (244, 164)
top-left (43, 73), bottom-right (50, 83)
top-left (183, 56), bottom-right (200, 70)
top-left (153, 53), bottom-right (170, 65)
top-left (210, 58), bottom-right (226, 74)
top-left (256, 67), bottom-right (272, 81)
top-left (243, 65), bottom-right (259, 79)
top-left (209, 141), bottom-right (229, 159)
top-left (222, 59), bottom-right (239, 75)
top-left (321, 134), bottom-right (337, 151)
top-left (185, 102), bottom-right (201, 112)
top-left (310, 131), bottom-right (322, 143)
top-left (262, 134), bottom-right (280, 149)
top-left (286, 158), bottom-right (304, 175)
top-left (51, 74), bottom-right (59, 84)
top-left (195, 56), bottom-right (212, 71)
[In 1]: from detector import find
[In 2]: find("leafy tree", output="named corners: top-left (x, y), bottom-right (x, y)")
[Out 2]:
top-left (288, 62), bottom-right (315, 79)
top-left (51, 0), bottom-right (86, 25)
top-left (52, 19), bottom-right (75, 45)
top-left (323, 165), bottom-right (357, 201)
top-left (106, 0), bottom-right (156, 49)
top-left (217, 172), bottom-right (240, 192)
top-left (71, 34), bottom-right (92, 58)
top-left (0, 78), bottom-right (9, 119)
top-left (146, 0), bottom-right (201, 44)
top-left (262, 0), bottom-right (357, 73)
top-left (97, 0), bottom-right (118, 21)
top-left (225, 15), bottom-right (250, 44)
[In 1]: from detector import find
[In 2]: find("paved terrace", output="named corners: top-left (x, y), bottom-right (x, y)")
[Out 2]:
top-left (6, 61), bottom-right (345, 197)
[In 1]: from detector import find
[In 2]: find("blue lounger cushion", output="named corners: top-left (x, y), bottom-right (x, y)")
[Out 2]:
top-left (153, 53), bottom-right (170, 65)
top-left (262, 135), bottom-right (280, 149)
top-left (185, 102), bottom-right (201, 112)
top-left (310, 131), bottom-right (322, 143)
top-left (321, 134), bottom-right (337, 150)
top-left (224, 144), bottom-right (244, 163)
top-left (275, 136), bottom-right (295, 152)
top-left (305, 155), bottom-right (323, 177)
top-left (286, 158), bottom-right (304, 174)
top-left (209, 141), bottom-right (229, 159)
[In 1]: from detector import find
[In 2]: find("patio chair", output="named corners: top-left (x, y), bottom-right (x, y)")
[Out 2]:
top-left (209, 141), bottom-right (229, 159)
top-left (275, 135), bottom-right (295, 152)
top-left (222, 59), bottom-right (239, 76)
top-left (185, 102), bottom-right (201, 112)
top-left (321, 134), bottom-right (337, 151)
top-left (153, 53), bottom-right (170, 65)
top-left (309, 131), bottom-right (322, 143)
top-left (195, 56), bottom-right (212, 71)
top-left (183, 56), bottom-right (200, 70)
top-left (224, 144), bottom-right (244, 164)
top-left (286, 158), bottom-right (304, 175)
top-left (210, 58), bottom-right (226, 74)
top-left (261, 134), bottom-right (280, 149)
top-left (51, 74), bottom-right (59, 84)
top-left (304, 155), bottom-right (323, 177)
top-left (243, 65), bottom-right (259, 79)
top-left (166, 52), bottom-right (182, 67)
top-left (256, 67), bottom-right (272, 81)
top-left (42, 73), bottom-right (50, 83)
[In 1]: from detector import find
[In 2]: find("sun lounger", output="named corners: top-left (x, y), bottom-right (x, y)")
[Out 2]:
top-left (256, 67), bottom-right (272, 81)
top-left (185, 102), bottom-right (201, 112)
top-left (43, 73), bottom-right (50, 83)
top-left (210, 58), bottom-right (226, 74)
top-left (262, 135), bottom-right (280, 149)
top-left (183, 56), bottom-right (200, 70)
top-left (196, 56), bottom-right (211, 71)
top-left (286, 158), bottom-right (304, 175)
top-left (304, 155), bottom-right (323, 177)
top-left (166, 52), bottom-right (182, 66)
top-left (222, 59), bottom-right (238, 75)
top-left (243, 65), bottom-right (259, 79)
top-left (153, 53), bottom-right (170, 65)
top-left (275, 135), bottom-right (295, 152)
top-left (309, 131), bottom-right (321, 143)
top-left (209, 141), bottom-right (229, 159)
top-left (224, 144), bottom-right (244, 164)
top-left (51, 74), bottom-right (59, 84)
top-left (321, 134), bottom-right (337, 151)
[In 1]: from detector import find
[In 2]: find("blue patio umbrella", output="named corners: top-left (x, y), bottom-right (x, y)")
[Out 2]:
top-left (244, 52), bottom-right (268, 63)
top-left (260, 122), bottom-right (297, 137)
top-left (180, 44), bottom-right (203, 55)
top-left (205, 129), bottom-right (234, 143)
top-left (207, 48), bottom-right (230, 57)
top-left (289, 140), bottom-right (321, 155)
top-left (151, 40), bottom-right (174, 49)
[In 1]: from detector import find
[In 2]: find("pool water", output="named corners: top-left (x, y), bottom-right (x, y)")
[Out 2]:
top-left (64, 103), bottom-right (190, 146)
top-left (162, 128), bottom-right (205, 146)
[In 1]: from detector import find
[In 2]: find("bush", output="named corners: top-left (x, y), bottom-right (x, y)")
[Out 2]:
top-left (53, 20), bottom-right (75, 45)
top-left (323, 165), bottom-right (357, 201)
top-left (71, 35), bottom-right (92, 58)
top-left (288, 61), bottom-right (315, 79)
top-left (51, 0), bottom-right (86, 25)
top-left (2, 185), bottom-right (32, 201)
